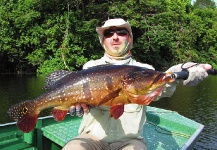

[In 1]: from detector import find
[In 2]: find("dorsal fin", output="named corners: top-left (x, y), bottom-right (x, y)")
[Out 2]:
top-left (43, 70), bottom-right (71, 90)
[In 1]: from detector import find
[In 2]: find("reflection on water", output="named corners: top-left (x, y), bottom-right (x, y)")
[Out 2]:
top-left (0, 75), bottom-right (217, 149)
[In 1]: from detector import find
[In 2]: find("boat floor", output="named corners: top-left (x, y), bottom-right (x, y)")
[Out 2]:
top-left (0, 106), bottom-right (203, 150)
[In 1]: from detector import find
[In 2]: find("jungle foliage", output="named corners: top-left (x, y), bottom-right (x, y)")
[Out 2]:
top-left (0, 0), bottom-right (217, 74)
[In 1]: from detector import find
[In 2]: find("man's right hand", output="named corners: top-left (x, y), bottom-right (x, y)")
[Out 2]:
top-left (69, 104), bottom-right (90, 117)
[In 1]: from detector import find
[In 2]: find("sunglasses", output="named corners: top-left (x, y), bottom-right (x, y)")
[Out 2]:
top-left (103, 29), bottom-right (129, 38)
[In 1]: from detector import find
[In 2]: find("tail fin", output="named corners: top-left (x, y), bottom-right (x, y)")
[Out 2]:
top-left (7, 100), bottom-right (39, 133)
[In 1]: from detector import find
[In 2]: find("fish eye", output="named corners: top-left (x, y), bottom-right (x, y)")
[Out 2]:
top-left (171, 74), bottom-right (176, 80)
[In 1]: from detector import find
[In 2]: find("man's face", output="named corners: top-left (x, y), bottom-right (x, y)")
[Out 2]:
top-left (102, 27), bottom-right (131, 57)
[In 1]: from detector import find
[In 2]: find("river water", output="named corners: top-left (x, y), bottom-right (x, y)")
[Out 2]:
top-left (0, 74), bottom-right (217, 149)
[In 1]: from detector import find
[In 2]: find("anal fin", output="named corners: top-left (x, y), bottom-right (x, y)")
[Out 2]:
top-left (110, 104), bottom-right (124, 119)
top-left (52, 107), bottom-right (68, 121)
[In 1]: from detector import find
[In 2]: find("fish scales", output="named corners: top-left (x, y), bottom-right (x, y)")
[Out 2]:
top-left (7, 65), bottom-right (175, 132)
top-left (40, 65), bottom-right (128, 107)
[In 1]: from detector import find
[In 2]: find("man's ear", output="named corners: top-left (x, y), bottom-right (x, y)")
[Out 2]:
top-left (127, 36), bottom-right (133, 48)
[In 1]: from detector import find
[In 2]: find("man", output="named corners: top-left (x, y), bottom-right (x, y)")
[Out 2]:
top-left (63, 18), bottom-right (211, 150)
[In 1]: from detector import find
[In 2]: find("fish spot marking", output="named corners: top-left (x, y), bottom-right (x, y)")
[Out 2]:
top-left (22, 106), bottom-right (28, 114)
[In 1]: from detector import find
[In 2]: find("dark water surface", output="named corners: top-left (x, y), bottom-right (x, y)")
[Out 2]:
top-left (0, 74), bottom-right (217, 149)
top-left (0, 74), bottom-right (46, 123)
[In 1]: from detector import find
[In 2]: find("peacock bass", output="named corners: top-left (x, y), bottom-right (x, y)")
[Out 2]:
top-left (7, 65), bottom-right (175, 132)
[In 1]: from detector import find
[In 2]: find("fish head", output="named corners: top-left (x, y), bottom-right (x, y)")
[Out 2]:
top-left (150, 71), bottom-right (175, 90)
top-left (7, 101), bottom-right (38, 132)
top-left (122, 69), bottom-right (175, 97)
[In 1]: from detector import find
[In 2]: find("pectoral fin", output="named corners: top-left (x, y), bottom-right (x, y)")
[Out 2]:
top-left (97, 89), bottom-right (121, 106)
top-left (141, 87), bottom-right (163, 105)
top-left (52, 107), bottom-right (68, 121)
top-left (110, 104), bottom-right (124, 119)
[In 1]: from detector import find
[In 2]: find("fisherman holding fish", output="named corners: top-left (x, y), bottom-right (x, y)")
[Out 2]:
top-left (62, 18), bottom-right (212, 150)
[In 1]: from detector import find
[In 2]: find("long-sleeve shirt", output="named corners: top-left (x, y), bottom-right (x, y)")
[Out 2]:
top-left (78, 54), bottom-right (178, 143)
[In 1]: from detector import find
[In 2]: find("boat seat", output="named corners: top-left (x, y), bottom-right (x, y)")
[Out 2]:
top-left (42, 116), bottom-right (81, 147)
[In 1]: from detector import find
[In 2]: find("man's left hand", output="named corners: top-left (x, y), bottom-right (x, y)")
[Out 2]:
top-left (167, 62), bottom-right (212, 86)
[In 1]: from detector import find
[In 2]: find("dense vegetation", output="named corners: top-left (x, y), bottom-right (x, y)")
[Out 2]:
top-left (0, 0), bottom-right (217, 74)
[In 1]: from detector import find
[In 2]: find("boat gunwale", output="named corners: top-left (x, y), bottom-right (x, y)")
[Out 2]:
top-left (180, 124), bottom-right (204, 150)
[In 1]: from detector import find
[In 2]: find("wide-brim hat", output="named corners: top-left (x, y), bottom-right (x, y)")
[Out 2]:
top-left (96, 18), bottom-right (133, 49)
